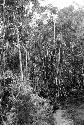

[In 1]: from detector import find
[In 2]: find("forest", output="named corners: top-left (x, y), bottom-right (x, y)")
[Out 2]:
top-left (0, 0), bottom-right (84, 125)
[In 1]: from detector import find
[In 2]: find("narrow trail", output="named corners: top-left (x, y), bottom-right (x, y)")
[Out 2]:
top-left (53, 109), bottom-right (73, 125)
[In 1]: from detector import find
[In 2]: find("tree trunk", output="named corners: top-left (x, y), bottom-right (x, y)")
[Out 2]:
top-left (15, 26), bottom-right (23, 81)
top-left (54, 20), bottom-right (56, 43)
top-left (26, 48), bottom-right (28, 77)
top-left (2, 0), bottom-right (6, 76)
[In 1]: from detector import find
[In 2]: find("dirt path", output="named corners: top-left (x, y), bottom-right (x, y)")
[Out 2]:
top-left (53, 104), bottom-right (84, 125)
top-left (77, 104), bottom-right (84, 121)
top-left (53, 109), bottom-right (73, 125)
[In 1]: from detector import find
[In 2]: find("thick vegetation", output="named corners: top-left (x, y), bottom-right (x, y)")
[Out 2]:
top-left (0, 0), bottom-right (84, 124)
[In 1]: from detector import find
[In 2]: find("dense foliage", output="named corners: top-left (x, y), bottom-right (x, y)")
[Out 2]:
top-left (0, 0), bottom-right (84, 124)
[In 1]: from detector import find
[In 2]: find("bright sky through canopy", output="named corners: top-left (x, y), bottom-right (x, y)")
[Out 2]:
top-left (39, 0), bottom-right (84, 9)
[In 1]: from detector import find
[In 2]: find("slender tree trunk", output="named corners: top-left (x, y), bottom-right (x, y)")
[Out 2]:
top-left (26, 47), bottom-right (28, 77)
top-left (57, 32), bottom-right (62, 97)
top-left (57, 45), bottom-right (61, 97)
top-left (15, 26), bottom-right (23, 81)
top-left (2, 0), bottom-right (6, 76)
top-left (27, 50), bottom-right (30, 68)
top-left (54, 20), bottom-right (56, 43)
top-left (19, 43), bottom-right (23, 81)
top-left (26, 50), bottom-right (27, 68)
top-left (82, 44), bottom-right (84, 84)
top-left (54, 18), bottom-right (58, 92)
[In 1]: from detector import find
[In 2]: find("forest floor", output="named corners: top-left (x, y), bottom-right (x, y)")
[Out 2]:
top-left (53, 101), bottom-right (84, 125)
